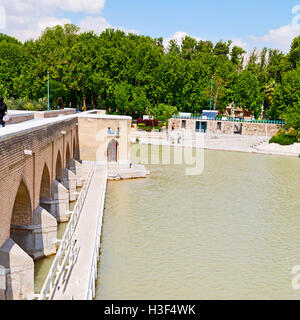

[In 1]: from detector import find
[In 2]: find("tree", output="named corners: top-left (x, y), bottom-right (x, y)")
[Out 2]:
top-left (271, 66), bottom-right (300, 128)
top-left (130, 89), bottom-right (149, 117)
top-left (232, 71), bottom-right (264, 118)
top-left (114, 82), bottom-right (131, 114)
top-left (288, 36), bottom-right (300, 69)
top-left (231, 46), bottom-right (246, 72)
top-left (149, 103), bottom-right (178, 121)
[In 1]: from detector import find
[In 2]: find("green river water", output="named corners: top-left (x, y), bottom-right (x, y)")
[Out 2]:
top-left (95, 145), bottom-right (300, 300)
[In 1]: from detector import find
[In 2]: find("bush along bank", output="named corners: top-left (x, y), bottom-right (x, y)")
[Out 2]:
top-left (269, 128), bottom-right (300, 146)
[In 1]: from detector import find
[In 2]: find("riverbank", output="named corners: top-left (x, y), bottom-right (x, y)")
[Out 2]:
top-left (131, 130), bottom-right (300, 157)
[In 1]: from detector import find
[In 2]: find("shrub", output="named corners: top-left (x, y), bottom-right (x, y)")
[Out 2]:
top-left (157, 115), bottom-right (166, 122)
top-left (5, 97), bottom-right (48, 111)
top-left (136, 118), bottom-right (158, 127)
top-left (269, 132), bottom-right (298, 145)
top-left (137, 123), bottom-right (146, 130)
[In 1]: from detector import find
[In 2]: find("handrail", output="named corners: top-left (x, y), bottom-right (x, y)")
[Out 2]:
top-left (172, 115), bottom-right (286, 125)
top-left (86, 167), bottom-right (108, 300)
top-left (38, 163), bottom-right (96, 300)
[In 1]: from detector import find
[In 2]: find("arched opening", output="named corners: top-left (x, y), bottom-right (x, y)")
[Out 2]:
top-left (40, 163), bottom-right (51, 202)
top-left (56, 150), bottom-right (63, 182)
top-left (11, 180), bottom-right (32, 227)
top-left (73, 138), bottom-right (76, 159)
top-left (10, 180), bottom-right (33, 264)
top-left (107, 139), bottom-right (118, 162)
top-left (66, 144), bottom-right (71, 169)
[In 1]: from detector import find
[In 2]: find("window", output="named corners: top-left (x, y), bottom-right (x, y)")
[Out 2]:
top-left (182, 120), bottom-right (186, 129)
top-left (217, 122), bottom-right (222, 131)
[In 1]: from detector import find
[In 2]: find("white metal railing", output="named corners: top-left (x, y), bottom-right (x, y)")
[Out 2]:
top-left (86, 167), bottom-right (108, 300)
top-left (38, 163), bottom-right (96, 300)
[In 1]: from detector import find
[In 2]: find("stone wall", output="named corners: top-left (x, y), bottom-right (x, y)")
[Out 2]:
top-left (77, 115), bottom-right (132, 165)
top-left (34, 108), bottom-right (76, 119)
top-left (0, 117), bottom-right (78, 247)
top-left (6, 113), bottom-right (35, 125)
top-left (168, 118), bottom-right (282, 137)
top-left (0, 116), bottom-right (80, 300)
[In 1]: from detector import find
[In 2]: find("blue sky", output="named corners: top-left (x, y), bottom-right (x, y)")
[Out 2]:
top-left (0, 0), bottom-right (299, 52)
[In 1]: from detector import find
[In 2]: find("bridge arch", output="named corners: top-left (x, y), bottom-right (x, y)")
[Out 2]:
top-left (55, 150), bottom-right (63, 182)
top-left (66, 143), bottom-right (71, 169)
top-left (39, 163), bottom-right (51, 201)
top-left (73, 137), bottom-right (76, 159)
top-left (11, 179), bottom-right (32, 227)
top-left (107, 139), bottom-right (118, 162)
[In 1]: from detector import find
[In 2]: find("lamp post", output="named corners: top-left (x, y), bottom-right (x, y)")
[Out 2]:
top-left (47, 72), bottom-right (50, 111)
top-left (209, 76), bottom-right (214, 111)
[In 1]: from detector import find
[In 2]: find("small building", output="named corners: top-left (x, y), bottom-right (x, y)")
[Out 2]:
top-left (225, 104), bottom-right (252, 120)
top-left (169, 116), bottom-right (283, 137)
top-left (77, 110), bottom-right (132, 166)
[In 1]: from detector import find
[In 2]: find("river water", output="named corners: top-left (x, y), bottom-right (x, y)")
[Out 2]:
top-left (95, 145), bottom-right (300, 300)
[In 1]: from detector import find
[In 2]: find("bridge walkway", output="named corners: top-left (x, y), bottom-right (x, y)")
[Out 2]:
top-left (52, 165), bottom-right (107, 300)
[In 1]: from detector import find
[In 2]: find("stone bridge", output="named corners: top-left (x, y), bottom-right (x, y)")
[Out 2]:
top-left (0, 115), bottom-right (84, 300)
top-left (0, 110), bottom-right (133, 300)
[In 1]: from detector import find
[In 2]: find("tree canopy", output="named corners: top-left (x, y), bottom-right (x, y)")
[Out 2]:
top-left (0, 25), bottom-right (299, 124)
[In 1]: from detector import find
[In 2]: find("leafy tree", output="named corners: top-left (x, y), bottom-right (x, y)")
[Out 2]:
top-left (114, 82), bottom-right (131, 114)
top-left (232, 71), bottom-right (264, 118)
top-left (288, 36), bottom-right (300, 69)
top-left (271, 66), bottom-right (300, 128)
top-left (0, 24), bottom-right (298, 128)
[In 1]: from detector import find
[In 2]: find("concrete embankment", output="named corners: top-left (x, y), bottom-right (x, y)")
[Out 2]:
top-left (131, 131), bottom-right (300, 158)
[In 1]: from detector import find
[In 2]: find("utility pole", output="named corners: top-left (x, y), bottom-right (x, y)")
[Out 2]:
top-left (47, 72), bottom-right (50, 111)
top-left (209, 76), bottom-right (214, 111)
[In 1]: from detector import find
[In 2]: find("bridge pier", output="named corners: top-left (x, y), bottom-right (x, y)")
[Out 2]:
top-left (41, 180), bottom-right (70, 222)
top-left (62, 168), bottom-right (78, 202)
top-left (70, 159), bottom-right (85, 187)
top-left (0, 238), bottom-right (34, 300)
top-left (10, 206), bottom-right (57, 260)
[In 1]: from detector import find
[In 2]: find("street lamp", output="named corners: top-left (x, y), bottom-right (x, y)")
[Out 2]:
top-left (47, 72), bottom-right (50, 111)
top-left (209, 76), bottom-right (214, 111)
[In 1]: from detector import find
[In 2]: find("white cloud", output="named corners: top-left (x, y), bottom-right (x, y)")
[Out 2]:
top-left (79, 16), bottom-right (138, 35)
top-left (163, 31), bottom-right (203, 49)
top-left (79, 16), bottom-right (112, 34)
top-left (40, 0), bottom-right (106, 14)
top-left (250, 24), bottom-right (300, 52)
top-left (0, 0), bottom-right (106, 41)
top-left (231, 38), bottom-right (248, 50)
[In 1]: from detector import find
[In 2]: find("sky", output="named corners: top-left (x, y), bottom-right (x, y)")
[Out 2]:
top-left (0, 0), bottom-right (299, 53)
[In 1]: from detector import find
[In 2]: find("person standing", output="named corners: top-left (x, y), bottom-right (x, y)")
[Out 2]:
top-left (0, 97), bottom-right (8, 127)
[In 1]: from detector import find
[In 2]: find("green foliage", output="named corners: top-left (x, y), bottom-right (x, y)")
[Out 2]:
top-left (5, 97), bottom-right (48, 111)
top-left (271, 66), bottom-right (300, 129)
top-left (232, 70), bottom-right (264, 118)
top-left (269, 128), bottom-right (299, 145)
top-left (0, 25), bottom-right (298, 131)
top-left (149, 103), bottom-right (178, 121)
top-left (114, 82), bottom-right (131, 115)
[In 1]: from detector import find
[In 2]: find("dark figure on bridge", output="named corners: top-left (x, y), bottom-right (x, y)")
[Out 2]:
top-left (0, 97), bottom-right (7, 127)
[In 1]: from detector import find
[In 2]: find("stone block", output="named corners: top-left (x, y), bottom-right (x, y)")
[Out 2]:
top-left (0, 238), bottom-right (34, 300)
